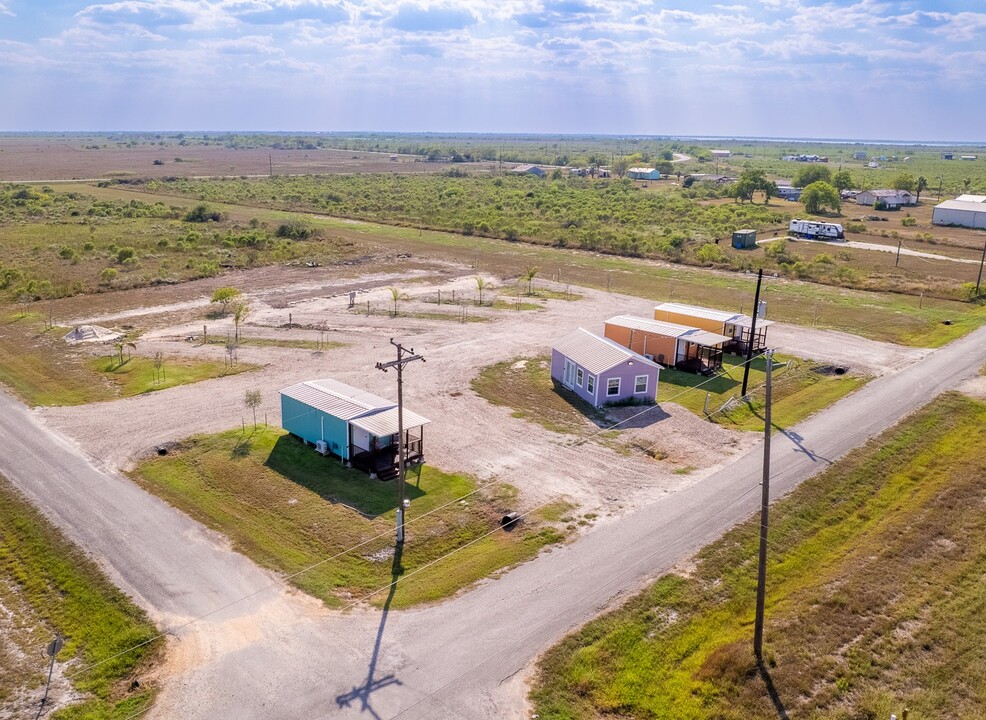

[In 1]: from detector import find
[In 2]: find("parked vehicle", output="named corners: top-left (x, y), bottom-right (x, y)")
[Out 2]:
top-left (788, 218), bottom-right (845, 240)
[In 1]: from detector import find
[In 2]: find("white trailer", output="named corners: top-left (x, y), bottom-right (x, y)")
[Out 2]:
top-left (789, 219), bottom-right (845, 240)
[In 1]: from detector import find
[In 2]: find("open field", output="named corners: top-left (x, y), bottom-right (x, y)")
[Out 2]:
top-left (0, 312), bottom-right (256, 406)
top-left (131, 427), bottom-right (563, 609)
top-left (530, 392), bottom-right (986, 720)
top-left (0, 474), bottom-right (160, 719)
top-left (10, 182), bottom-right (985, 347)
top-left (0, 135), bottom-right (496, 182)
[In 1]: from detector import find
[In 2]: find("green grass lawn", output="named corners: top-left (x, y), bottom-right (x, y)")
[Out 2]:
top-left (86, 354), bottom-right (254, 398)
top-left (131, 427), bottom-right (563, 609)
top-left (658, 355), bottom-right (869, 431)
top-left (531, 393), bottom-right (986, 720)
top-left (202, 335), bottom-right (346, 352)
top-left (472, 354), bottom-right (865, 436)
top-left (0, 475), bottom-right (160, 719)
top-left (470, 356), bottom-right (607, 434)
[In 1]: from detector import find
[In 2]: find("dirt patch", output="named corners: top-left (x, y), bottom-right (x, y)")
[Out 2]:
top-left (33, 264), bottom-right (913, 519)
top-left (956, 375), bottom-right (986, 399)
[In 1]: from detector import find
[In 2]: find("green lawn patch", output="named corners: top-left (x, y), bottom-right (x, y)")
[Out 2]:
top-left (470, 356), bottom-right (606, 434)
top-left (0, 475), bottom-right (160, 718)
top-left (86, 355), bottom-right (255, 398)
top-left (201, 335), bottom-right (345, 351)
top-left (131, 427), bottom-right (563, 609)
top-left (659, 355), bottom-right (868, 431)
top-left (531, 393), bottom-right (986, 720)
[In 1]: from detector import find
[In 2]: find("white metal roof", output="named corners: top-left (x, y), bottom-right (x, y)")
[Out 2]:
top-left (553, 328), bottom-right (661, 375)
top-left (731, 316), bottom-right (775, 329)
top-left (628, 167), bottom-right (657, 173)
top-left (655, 302), bottom-right (743, 324)
top-left (935, 200), bottom-right (986, 213)
top-left (605, 315), bottom-right (731, 346)
top-left (279, 378), bottom-right (394, 421)
top-left (954, 194), bottom-right (986, 203)
top-left (350, 407), bottom-right (431, 437)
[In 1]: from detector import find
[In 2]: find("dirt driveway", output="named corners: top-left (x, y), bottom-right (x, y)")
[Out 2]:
top-left (37, 265), bottom-right (913, 517)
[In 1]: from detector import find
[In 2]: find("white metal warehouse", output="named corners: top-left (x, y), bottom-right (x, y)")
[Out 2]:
top-left (932, 195), bottom-right (986, 229)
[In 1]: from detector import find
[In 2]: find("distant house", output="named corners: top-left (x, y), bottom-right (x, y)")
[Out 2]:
top-left (711, 149), bottom-right (731, 159)
top-left (603, 315), bottom-right (730, 375)
top-left (653, 302), bottom-right (772, 355)
top-left (627, 167), bottom-right (661, 181)
top-left (551, 329), bottom-right (660, 408)
top-left (940, 152), bottom-right (954, 160)
top-left (961, 155), bottom-right (978, 161)
top-left (853, 151), bottom-right (868, 161)
top-left (933, 195), bottom-right (986, 229)
top-left (279, 379), bottom-right (430, 480)
top-left (511, 165), bottom-right (546, 177)
top-left (855, 189), bottom-right (917, 209)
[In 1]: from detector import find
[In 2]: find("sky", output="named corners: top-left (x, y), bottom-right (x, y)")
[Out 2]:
top-left (1, 0), bottom-right (984, 141)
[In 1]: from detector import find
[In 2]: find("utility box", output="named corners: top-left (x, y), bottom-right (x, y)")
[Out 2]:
top-left (732, 229), bottom-right (757, 249)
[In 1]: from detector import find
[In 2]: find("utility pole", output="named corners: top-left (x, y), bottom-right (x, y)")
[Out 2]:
top-left (895, 239), bottom-right (903, 267)
top-left (375, 339), bottom-right (425, 544)
top-left (753, 349), bottom-right (774, 664)
top-left (269, 153), bottom-right (273, 177)
top-left (741, 269), bottom-right (764, 397)
top-left (976, 239), bottom-right (986, 296)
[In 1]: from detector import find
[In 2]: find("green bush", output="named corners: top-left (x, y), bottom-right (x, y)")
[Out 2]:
top-left (901, 216), bottom-right (917, 227)
top-left (116, 246), bottom-right (136, 263)
top-left (99, 267), bottom-right (118, 285)
top-left (695, 242), bottom-right (728, 264)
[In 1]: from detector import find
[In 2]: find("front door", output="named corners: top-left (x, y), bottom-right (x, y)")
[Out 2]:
top-left (563, 359), bottom-right (576, 388)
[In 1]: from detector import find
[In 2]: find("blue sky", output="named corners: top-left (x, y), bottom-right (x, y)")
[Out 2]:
top-left (1, 1), bottom-right (984, 140)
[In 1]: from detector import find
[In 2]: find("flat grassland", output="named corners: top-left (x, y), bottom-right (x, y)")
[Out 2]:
top-left (5, 182), bottom-right (983, 348)
top-left (0, 475), bottom-right (160, 719)
top-left (131, 427), bottom-right (564, 609)
top-left (531, 392), bottom-right (986, 720)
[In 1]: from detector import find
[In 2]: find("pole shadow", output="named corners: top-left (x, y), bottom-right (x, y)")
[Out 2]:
top-left (757, 658), bottom-right (790, 720)
top-left (746, 404), bottom-right (832, 464)
top-left (335, 542), bottom-right (404, 718)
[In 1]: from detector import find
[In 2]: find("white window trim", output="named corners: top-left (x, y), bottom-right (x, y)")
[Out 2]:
top-left (606, 377), bottom-right (621, 396)
top-left (634, 374), bottom-right (648, 394)
top-left (586, 374), bottom-right (595, 394)
top-left (576, 368), bottom-right (584, 387)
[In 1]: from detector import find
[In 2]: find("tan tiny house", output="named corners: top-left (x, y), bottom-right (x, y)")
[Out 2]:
top-left (653, 302), bottom-right (772, 355)
top-left (604, 315), bottom-right (730, 374)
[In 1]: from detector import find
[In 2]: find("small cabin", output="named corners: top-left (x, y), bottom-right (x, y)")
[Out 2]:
top-left (280, 379), bottom-right (430, 480)
top-left (604, 315), bottom-right (729, 375)
top-left (551, 329), bottom-right (660, 408)
top-left (653, 302), bottom-right (772, 355)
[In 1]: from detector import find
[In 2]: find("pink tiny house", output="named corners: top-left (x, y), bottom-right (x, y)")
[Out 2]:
top-left (551, 328), bottom-right (661, 408)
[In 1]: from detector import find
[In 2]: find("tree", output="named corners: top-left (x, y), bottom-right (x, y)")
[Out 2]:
top-left (244, 390), bottom-right (262, 427)
top-left (800, 181), bottom-right (842, 214)
top-left (233, 301), bottom-right (249, 341)
top-left (891, 173), bottom-right (916, 193)
top-left (915, 176), bottom-right (928, 202)
top-left (475, 276), bottom-right (490, 306)
top-left (611, 157), bottom-right (631, 178)
top-left (793, 165), bottom-right (832, 188)
top-left (833, 170), bottom-right (854, 192)
top-left (389, 287), bottom-right (400, 317)
top-left (153, 351), bottom-right (165, 384)
top-left (210, 287), bottom-right (241, 314)
top-left (729, 169), bottom-right (777, 204)
top-left (522, 265), bottom-right (540, 295)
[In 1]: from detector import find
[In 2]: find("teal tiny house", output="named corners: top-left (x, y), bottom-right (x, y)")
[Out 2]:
top-left (280, 379), bottom-right (430, 479)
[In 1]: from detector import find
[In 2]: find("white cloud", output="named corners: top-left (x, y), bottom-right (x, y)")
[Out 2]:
top-left (0, 2), bottom-right (14, 17)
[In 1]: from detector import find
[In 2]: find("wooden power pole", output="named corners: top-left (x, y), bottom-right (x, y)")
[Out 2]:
top-left (741, 269), bottom-right (764, 397)
top-left (375, 339), bottom-right (425, 544)
top-left (753, 349), bottom-right (774, 664)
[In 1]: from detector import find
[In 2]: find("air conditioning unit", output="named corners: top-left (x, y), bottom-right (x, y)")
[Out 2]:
top-left (644, 353), bottom-right (655, 361)
top-left (315, 440), bottom-right (329, 456)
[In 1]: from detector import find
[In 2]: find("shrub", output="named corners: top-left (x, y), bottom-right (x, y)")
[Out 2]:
top-left (59, 246), bottom-right (76, 260)
top-left (99, 268), bottom-right (118, 285)
top-left (184, 204), bottom-right (225, 222)
top-left (901, 217), bottom-right (917, 227)
top-left (274, 220), bottom-right (316, 240)
top-left (116, 247), bottom-right (137, 263)
top-left (83, 242), bottom-right (95, 251)
top-left (695, 243), bottom-right (728, 264)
